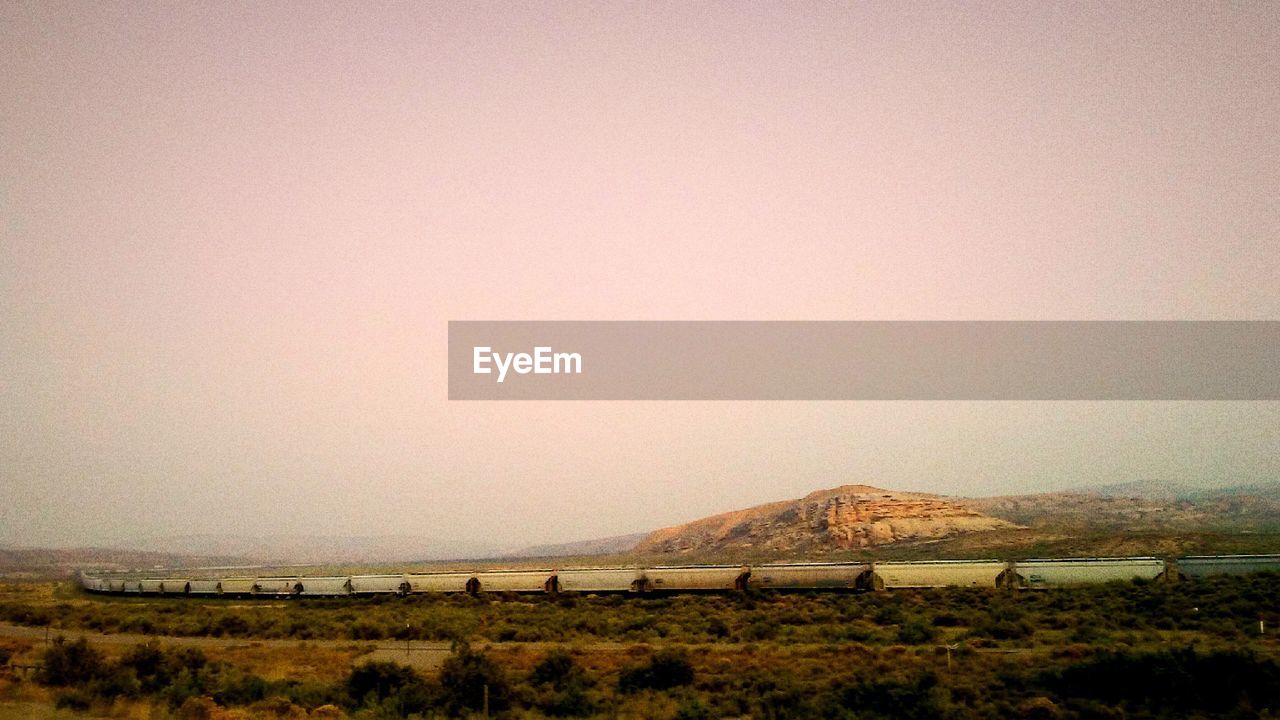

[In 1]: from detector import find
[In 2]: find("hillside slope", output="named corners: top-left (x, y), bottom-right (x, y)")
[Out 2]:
top-left (964, 484), bottom-right (1280, 532)
top-left (636, 485), bottom-right (1018, 555)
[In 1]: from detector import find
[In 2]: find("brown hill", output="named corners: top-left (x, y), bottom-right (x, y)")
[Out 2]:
top-left (963, 486), bottom-right (1280, 532)
top-left (636, 485), bottom-right (1018, 555)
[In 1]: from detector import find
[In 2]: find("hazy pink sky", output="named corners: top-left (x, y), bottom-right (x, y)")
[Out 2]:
top-left (2, 2), bottom-right (1277, 551)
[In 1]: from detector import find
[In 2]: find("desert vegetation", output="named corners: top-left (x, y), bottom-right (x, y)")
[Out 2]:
top-left (0, 574), bottom-right (1277, 718)
top-left (4, 633), bottom-right (1279, 718)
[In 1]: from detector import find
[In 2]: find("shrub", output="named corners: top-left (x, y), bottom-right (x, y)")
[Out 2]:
top-left (119, 643), bottom-right (172, 693)
top-left (87, 663), bottom-right (141, 698)
top-left (739, 619), bottom-right (777, 641)
top-left (38, 636), bottom-right (104, 687)
top-left (53, 689), bottom-right (93, 711)
top-left (175, 696), bottom-right (217, 720)
top-left (540, 684), bottom-right (594, 717)
top-left (346, 661), bottom-right (423, 707)
top-left (675, 697), bottom-right (714, 720)
top-left (618, 649), bottom-right (695, 693)
top-left (931, 612), bottom-right (964, 627)
top-left (531, 649), bottom-right (594, 717)
top-left (897, 618), bottom-right (938, 644)
top-left (974, 618), bottom-right (1033, 641)
top-left (348, 621), bottom-right (383, 640)
top-left (827, 672), bottom-right (948, 720)
top-left (1042, 647), bottom-right (1280, 716)
top-left (531, 649), bottom-right (584, 689)
top-left (439, 643), bottom-right (510, 715)
top-left (211, 614), bottom-right (249, 637)
top-left (207, 664), bottom-right (269, 706)
top-left (874, 605), bottom-right (905, 625)
top-left (1018, 696), bottom-right (1061, 720)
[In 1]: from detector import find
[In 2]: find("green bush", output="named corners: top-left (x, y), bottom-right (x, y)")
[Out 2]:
top-left (531, 649), bottom-right (594, 717)
top-left (531, 649), bottom-right (583, 688)
top-left (973, 617), bottom-right (1033, 641)
top-left (119, 642), bottom-right (184, 693)
top-left (897, 618), bottom-right (938, 644)
top-left (86, 664), bottom-right (141, 698)
top-left (53, 689), bottom-right (92, 711)
top-left (38, 637), bottom-right (104, 687)
top-left (1042, 647), bottom-right (1280, 716)
top-left (439, 642), bottom-right (510, 715)
top-left (674, 696), bottom-right (714, 720)
top-left (207, 664), bottom-right (268, 706)
top-left (825, 672), bottom-right (950, 720)
top-left (618, 649), bottom-right (695, 693)
top-left (346, 661), bottom-right (426, 708)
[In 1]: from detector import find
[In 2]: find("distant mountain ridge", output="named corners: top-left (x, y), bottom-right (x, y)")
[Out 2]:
top-left (968, 479), bottom-right (1280, 531)
top-left (11, 480), bottom-right (1275, 570)
top-left (510, 533), bottom-right (648, 559)
top-left (0, 546), bottom-right (246, 578)
top-left (119, 534), bottom-right (504, 566)
top-left (1088, 479), bottom-right (1198, 500)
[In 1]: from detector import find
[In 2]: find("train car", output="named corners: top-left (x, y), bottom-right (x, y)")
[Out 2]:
top-left (406, 572), bottom-right (476, 593)
top-left (153, 579), bottom-right (191, 595)
top-left (296, 577), bottom-right (352, 596)
top-left (253, 578), bottom-right (301, 596)
top-left (139, 579), bottom-right (166, 594)
top-left (556, 567), bottom-right (646, 593)
top-left (473, 570), bottom-right (556, 593)
top-left (1175, 555), bottom-right (1280, 578)
top-left (219, 578), bottom-right (257, 596)
top-left (188, 579), bottom-right (221, 595)
top-left (78, 553), bottom-right (1280, 602)
top-left (350, 575), bottom-right (409, 594)
top-left (873, 560), bottom-right (1007, 588)
top-left (750, 562), bottom-right (870, 590)
top-left (644, 566), bottom-right (748, 592)
top-left (1013, 558), bottom-right (1165, 587)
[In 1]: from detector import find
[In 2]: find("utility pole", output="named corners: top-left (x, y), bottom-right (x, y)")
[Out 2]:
top-left (941, 643), bottom-right (958, 671)
top-left (405, 623), bottom-right (411, 656)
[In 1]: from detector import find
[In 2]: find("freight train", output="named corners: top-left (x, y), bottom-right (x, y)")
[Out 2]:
top-left (78, 554), bottom-right (1280, 597)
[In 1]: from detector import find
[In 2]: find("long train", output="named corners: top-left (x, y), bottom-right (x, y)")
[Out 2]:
top-left (78, 554), bottom-right (1280, 597)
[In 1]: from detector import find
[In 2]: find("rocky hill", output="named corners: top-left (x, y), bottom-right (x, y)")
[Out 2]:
top-left (636, 485), bottom-right (1018, 555)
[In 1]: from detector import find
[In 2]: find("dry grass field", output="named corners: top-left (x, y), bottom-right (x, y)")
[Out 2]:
top-left (1, 574), bottom-right (1278, 718)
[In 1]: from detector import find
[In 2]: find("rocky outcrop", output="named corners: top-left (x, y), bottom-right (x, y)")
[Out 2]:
top-left (636, 485), bottom-right (1017, 555)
